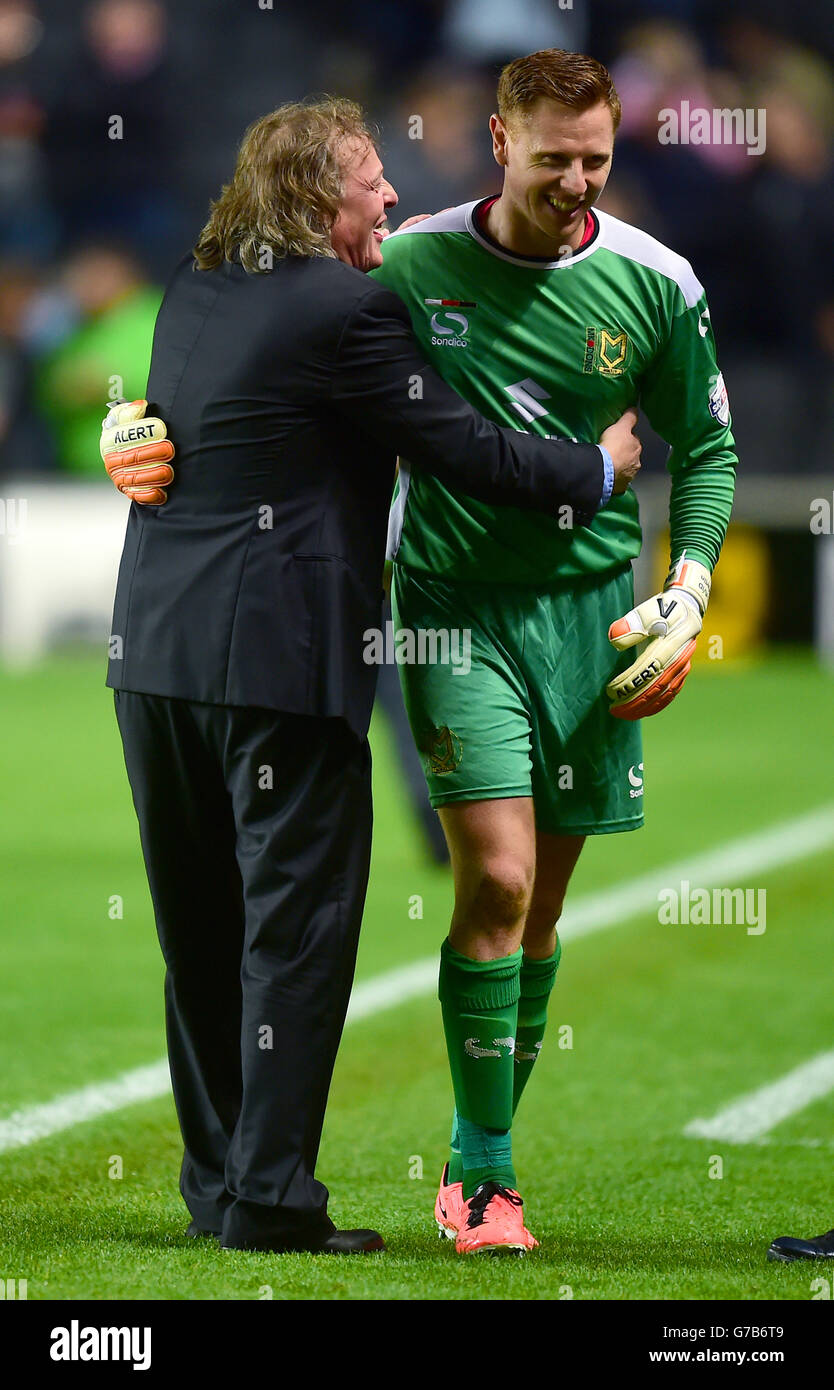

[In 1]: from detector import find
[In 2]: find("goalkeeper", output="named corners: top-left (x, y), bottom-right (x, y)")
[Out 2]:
top-left (372, 48), bottom-right (736, 1254)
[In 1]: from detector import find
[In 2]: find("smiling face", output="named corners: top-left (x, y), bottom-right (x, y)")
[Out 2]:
top-left (489, 98), bottom-right (615, 256)
top-left (330, 138), bottom-right (398, 272)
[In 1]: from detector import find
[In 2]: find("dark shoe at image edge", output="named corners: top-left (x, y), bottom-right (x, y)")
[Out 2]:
top-left (767, 1229), bottom-right (834, 1262)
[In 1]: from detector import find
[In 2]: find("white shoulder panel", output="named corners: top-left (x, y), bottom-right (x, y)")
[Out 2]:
top-left (596, 210), bottom-right (704, 308)
top-left (389, 202), bottom-right (478, 238)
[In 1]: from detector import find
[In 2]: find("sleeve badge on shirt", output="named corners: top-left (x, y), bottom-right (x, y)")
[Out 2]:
top-left (708, 371), bottom-right (730, 427)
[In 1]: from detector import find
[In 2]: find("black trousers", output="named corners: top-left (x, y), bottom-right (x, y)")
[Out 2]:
top-left (114, 691), bottom-right (373, 1250)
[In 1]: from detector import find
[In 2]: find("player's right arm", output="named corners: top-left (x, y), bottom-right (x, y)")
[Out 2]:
top-left (329, 279), bottom-right (639, 520)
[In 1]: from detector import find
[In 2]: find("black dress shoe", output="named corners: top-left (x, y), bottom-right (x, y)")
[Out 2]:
top-left (186, 1221), bottom-right (221, 1240)
top-left (768, 1229), bottom-right (834, 1262)
top-left (221, 1226), bottom-right (385, 1254)
top-left (316, 1228), bottom-right (385, 1254)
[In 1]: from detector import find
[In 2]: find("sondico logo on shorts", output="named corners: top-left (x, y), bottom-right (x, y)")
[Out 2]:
top-left (425, 298), bottom-right (475, 348)
top-left (628, 762), bottom-right (644, 799)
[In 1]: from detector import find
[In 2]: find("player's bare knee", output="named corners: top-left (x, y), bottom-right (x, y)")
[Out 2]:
top-left (461, 857), bottom-right (534, 932)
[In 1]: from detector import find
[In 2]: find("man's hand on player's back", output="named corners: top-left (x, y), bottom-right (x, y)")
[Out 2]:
top-left (599, 406), bottom-right (641, 496)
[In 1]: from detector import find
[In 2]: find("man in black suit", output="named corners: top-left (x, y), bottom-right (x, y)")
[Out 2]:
top-left (101, 97), bottom-right (640, 1254)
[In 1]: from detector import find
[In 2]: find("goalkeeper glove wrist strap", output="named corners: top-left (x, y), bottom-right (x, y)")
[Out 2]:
top-left (665, 555), bottom-right (711, 616)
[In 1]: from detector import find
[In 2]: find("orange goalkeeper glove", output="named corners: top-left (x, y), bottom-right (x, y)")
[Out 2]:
top-left (606, 556), bottom-right (711, 720)
top-left (100, 399), bottom-right (175, 504)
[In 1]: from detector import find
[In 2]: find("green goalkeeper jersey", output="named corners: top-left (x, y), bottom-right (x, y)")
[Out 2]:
top-left (371, 199), bottom-right (736, 584)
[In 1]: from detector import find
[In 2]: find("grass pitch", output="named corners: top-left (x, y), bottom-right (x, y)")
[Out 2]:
top-left (1, 651), bottom-right (832, 1300)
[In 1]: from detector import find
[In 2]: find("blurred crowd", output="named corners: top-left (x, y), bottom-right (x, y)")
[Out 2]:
top-left (1, 0), bottom-right (833, 478)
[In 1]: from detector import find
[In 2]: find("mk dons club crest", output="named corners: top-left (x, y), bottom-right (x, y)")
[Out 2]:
top-left (418, 724), bottom-right (463, 776)
top-left (583, 326), bottom-right (632, 376)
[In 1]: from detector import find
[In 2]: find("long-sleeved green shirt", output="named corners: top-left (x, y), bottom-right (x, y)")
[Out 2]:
top-left (372, 199), bottom-right (736, 583)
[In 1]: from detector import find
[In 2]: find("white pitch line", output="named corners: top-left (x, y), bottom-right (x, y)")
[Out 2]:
top-left (345, 958), bottom-right (438, 1024)
top-left (684, 1049), bottom-right (834, 1143)
top-left (0, 1061), bottom-right (171, 1156)
top-left (2, 802), bottom-right (833, 1155)
top-left (561, 800), bottom-right (834, 942)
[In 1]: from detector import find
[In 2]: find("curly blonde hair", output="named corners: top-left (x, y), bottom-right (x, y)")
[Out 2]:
top-left (193, 97), bottom-right (377, 272)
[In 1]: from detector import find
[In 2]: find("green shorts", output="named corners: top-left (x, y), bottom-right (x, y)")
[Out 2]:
top-left (391, 564), bottom-right (644, 835)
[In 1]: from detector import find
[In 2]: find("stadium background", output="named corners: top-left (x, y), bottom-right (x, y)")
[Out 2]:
top-left (1, 0), bottom-right (833, 1302)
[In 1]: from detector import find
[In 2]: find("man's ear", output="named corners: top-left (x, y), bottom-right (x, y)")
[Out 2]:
top-left (489, 113), bottom-right (510, 167)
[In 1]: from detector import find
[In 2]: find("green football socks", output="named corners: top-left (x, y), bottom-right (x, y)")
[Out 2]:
top-left (438, 938), bottom-right (522, 1199)
top-left (513, 939), bottom-right (562, 1114)
top-left (448, 1111), bottom-right (463, 1186)
top-left (444, 939), bottom-right (562, 1194)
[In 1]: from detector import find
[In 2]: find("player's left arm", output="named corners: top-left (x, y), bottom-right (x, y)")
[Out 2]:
top-left (606, 282), bottom-right (737, 719)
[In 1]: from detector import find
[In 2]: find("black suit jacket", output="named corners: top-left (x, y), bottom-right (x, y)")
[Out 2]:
top-left (107, 253), bottom-right (605, 736)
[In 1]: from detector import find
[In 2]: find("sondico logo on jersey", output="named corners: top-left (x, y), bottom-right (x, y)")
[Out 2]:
top-left (425, 297), bottom-right (475, 348)
top-left (583, 325), bottom-right (632, 376)
top-left (628, 762), bottom-right (644, 799)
